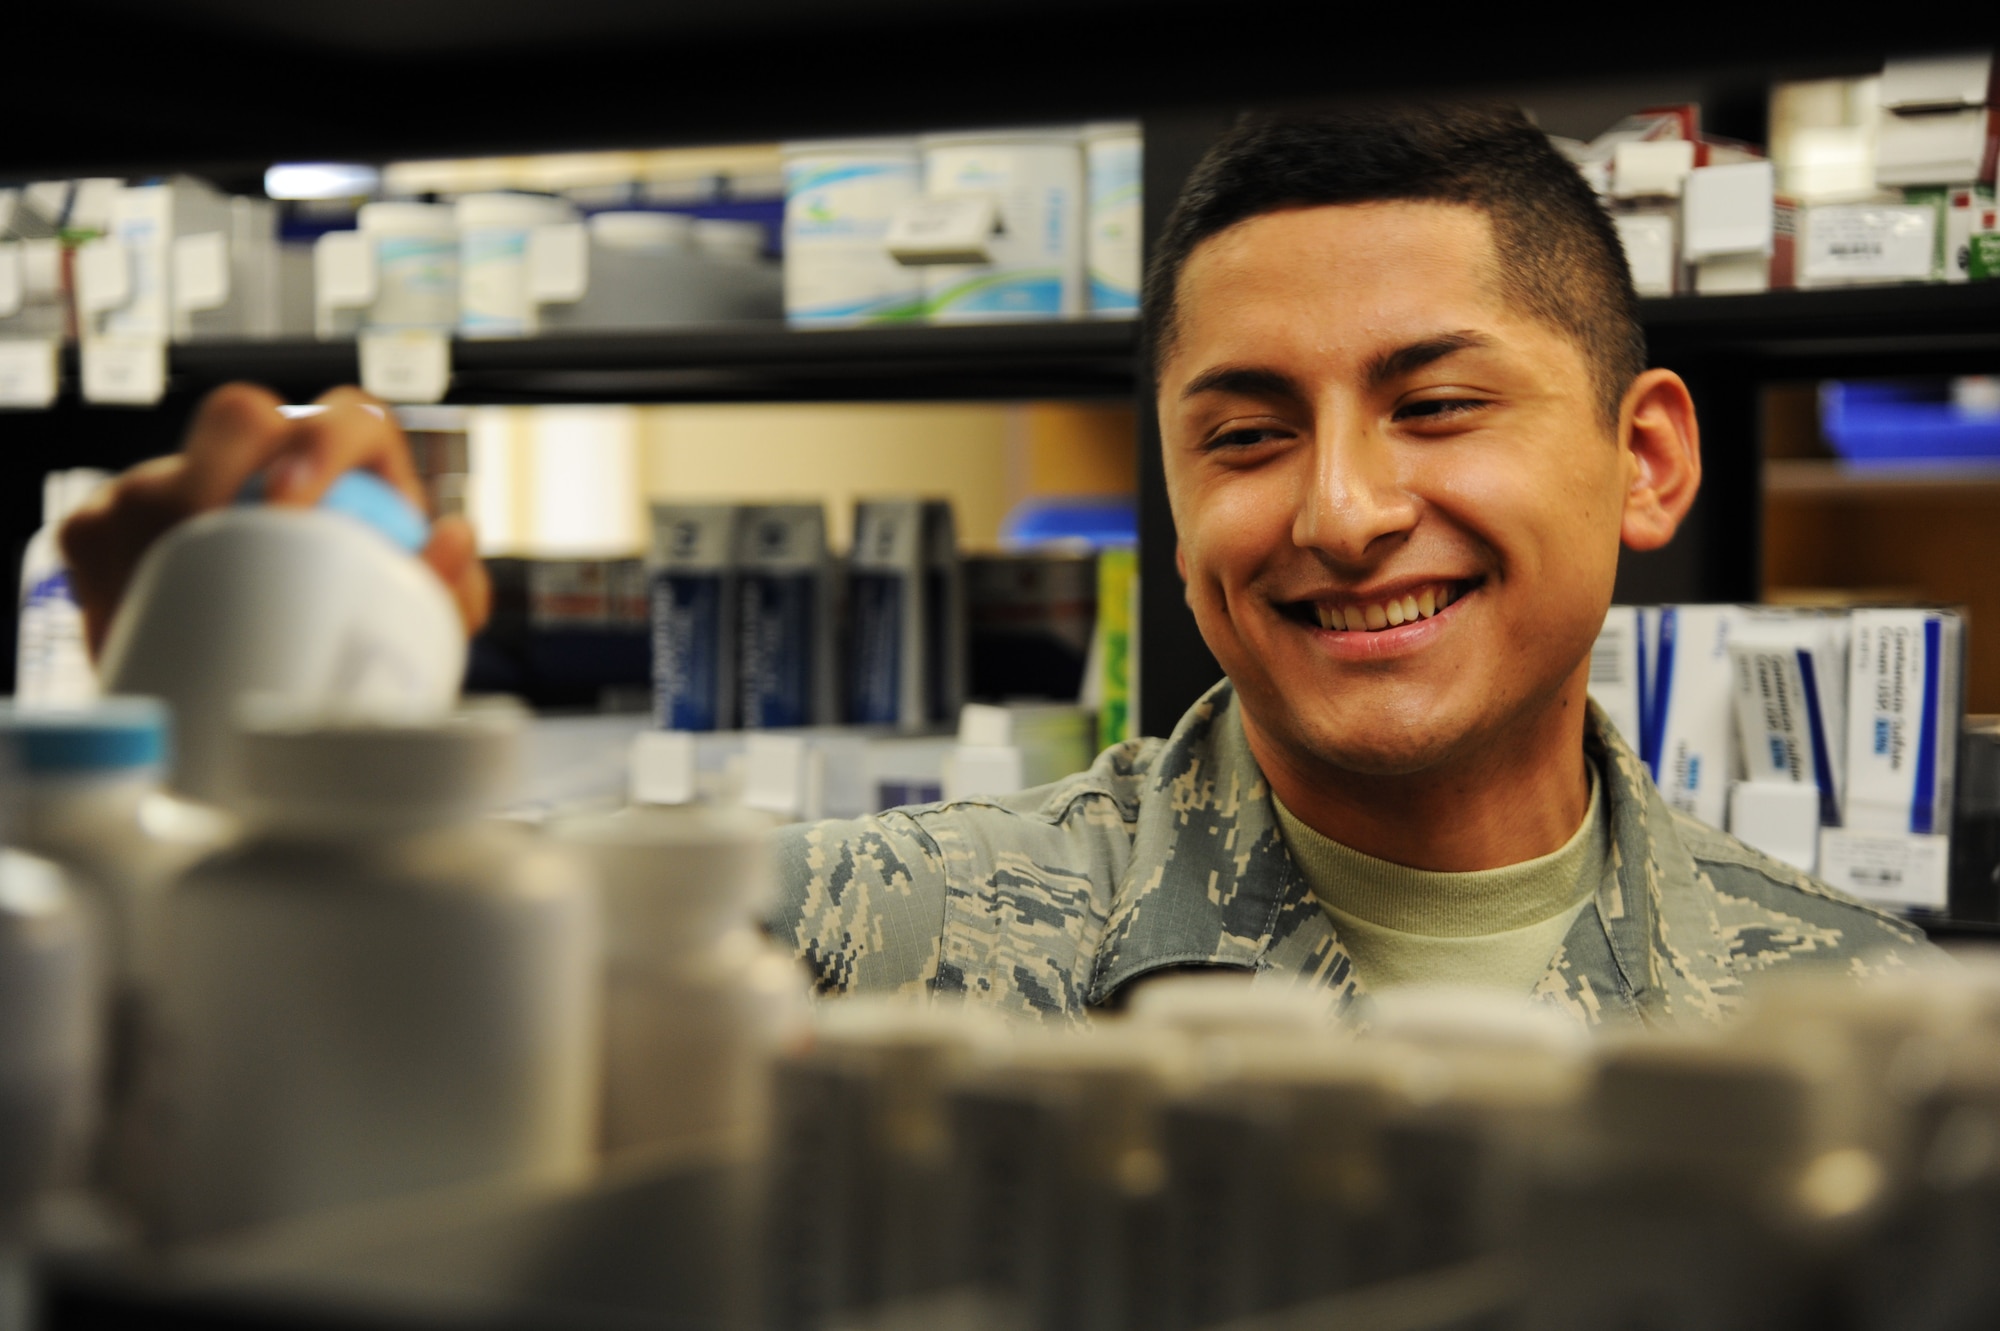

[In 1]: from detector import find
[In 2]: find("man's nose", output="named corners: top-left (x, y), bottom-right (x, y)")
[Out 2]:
top-left (1292, 419), bottom-right (1420, 564)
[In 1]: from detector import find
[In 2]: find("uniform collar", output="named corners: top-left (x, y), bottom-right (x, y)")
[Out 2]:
top-left (1085, 680), bottom-right (1679, 1028)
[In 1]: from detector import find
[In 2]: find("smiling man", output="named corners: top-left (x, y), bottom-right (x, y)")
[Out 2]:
top-left (62, 105), bottom-right (1931, 1030)
top-left (771, 105), bottom-right (1930, 1026)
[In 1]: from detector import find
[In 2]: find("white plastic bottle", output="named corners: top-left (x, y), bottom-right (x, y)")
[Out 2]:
top-left (97, 470), bottom-right (465, 805)
top-left (154, 704), bottom-right (600, 1243)
top-left (0, 847), bottom-right (94, 1243)
top-left (781, 138), bottom-right (925, 326)
top-left (920, 129), bottom-right (1086, 322)
top-left (0, 700), bottom-right (233, 1202)
top-left (456, 192), bottom-right (577, 338)
top-left (16, 468), bottom-right (109, 706)
top-left (553, 794), bottom-right (807, 1161)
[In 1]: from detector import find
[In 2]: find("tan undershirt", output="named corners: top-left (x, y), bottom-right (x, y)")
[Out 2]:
top-left (1272, 766), bottom-right (1606, 994)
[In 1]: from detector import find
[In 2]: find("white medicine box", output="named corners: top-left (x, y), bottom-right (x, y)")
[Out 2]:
top-left (1612, 140), bottom-right (1696, 199)
top-left (1613, 212), bottom-right (1677, 296)
top-left (1681, 161), bottom-right (1776, 260)
top-left (1875, 52), bottom-right (1996, 187)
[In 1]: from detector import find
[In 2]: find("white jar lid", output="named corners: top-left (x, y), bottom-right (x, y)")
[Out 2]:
top-left (692, 219), bottom-right (766, 260)
top-left (454, 192), bottom-right (577, 231)
top-left (1081, 121), bottom-right (1142, 143)
top-left (233, 701), bottom-right (524, 833)
top-left (781, 137), bottom-right (922, 160)
top-left (588, 210), bottom-right (694, 252)
top-left (921, 127), bottom-right (1084, 150)
top-left (357, 202), bottom-right (457, 236)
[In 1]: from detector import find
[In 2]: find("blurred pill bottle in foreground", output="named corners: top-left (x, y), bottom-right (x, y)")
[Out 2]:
top-left (151, 703), bottom-right (599, 1244)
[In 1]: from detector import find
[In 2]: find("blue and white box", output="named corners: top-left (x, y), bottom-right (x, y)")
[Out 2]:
top-left (1841, 608), bottom-right (1962, 837)
top-left (1818, 608), bottom-right (1962, 912)
top-left (1641, 604), bottom-right (1742, 831)
top-left (1728, 611), bottom-right (1849, 827)
top-left (1587, 605), bottom-right (1647, 755)
top-left (648, 503), bottom-right (741, 731)
top-left (737, 504), bottom-right (836, 729)
top-left (846, 499), bottom-right (963, 730)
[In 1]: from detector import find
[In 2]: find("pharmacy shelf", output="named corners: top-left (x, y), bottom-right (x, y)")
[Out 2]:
top-left (1638, 283), bottom-right (2000, 374)
top-left (69, 284), bottom-right (2000, 409)
top-left (1765, 457), bottom-right (2000, 498)
top-left (109, 320), bottom-right (1141, 405)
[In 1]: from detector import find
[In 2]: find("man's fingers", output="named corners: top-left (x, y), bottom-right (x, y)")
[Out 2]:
top-left (263, 389), bottom-right (429, 515)
top-left (422, 516), bottom-right (493, 635)
top-left (177, 382), bottom-right (294, 509)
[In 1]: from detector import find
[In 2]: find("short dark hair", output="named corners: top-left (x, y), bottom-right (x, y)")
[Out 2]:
top-left (1142, 103), bottom-right (1648, 430)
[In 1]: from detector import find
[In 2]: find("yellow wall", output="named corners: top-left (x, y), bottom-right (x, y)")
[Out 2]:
top-left (470, 399), bottom-right (1137, 556)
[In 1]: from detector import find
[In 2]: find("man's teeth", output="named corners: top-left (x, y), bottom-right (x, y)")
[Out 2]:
top-left (1313, 584), bottom-right (1459, 632)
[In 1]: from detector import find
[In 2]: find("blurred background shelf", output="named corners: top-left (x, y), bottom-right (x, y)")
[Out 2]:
top-left (67, 321), bottom-right (1142, 406)
top-left (46, 283), bottom-right (2000, 409)
top-left (1765, 457), bottom-right (2000, 497)
top-left (1640, 283), bottom-right (2000, 374)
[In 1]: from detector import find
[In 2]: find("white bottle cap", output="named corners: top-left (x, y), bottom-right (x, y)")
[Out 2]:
top-left (454, 192), bottom-right (576, 231)
top-left (588, 211), bottom-right (694, 252)
top-left (357, 202), bottom-right (457, 237)
top-left (232, 701), bottom-right (523, 834)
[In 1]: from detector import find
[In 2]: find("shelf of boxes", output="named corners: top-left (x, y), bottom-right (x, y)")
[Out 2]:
top-left (18, 280), bottom-right (2000, 409)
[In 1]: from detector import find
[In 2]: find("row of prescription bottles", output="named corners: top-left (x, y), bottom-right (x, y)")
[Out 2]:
top-left (782, 123), bottom-right (1141, 326)
top-left (0, 175), bottom-right (782, 350)
top-left (0, 696), bottom-right (811, 1261)
top-left (764, 964), bottom-right (2000, 1330)
top-left (1586, 602), bottom-right (1981, 914)
top-left (1573, 52), bottom-right (2000, 296)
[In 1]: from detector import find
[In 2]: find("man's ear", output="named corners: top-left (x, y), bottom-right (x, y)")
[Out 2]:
top-left (1618, 369), bottom-right (1702, 552)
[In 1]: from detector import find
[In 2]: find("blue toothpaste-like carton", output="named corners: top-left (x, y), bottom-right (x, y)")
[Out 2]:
top-left (847, 499), bottom-right (962, 729)
top-left (737, 505), bottom-right (835, 729)
top-left (648, 503), bottom-right (741, 731)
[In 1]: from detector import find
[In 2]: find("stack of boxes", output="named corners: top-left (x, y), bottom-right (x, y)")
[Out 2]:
top-left (1584, 51), bottom-right (2000, 297)
top-left (1588, 603), bottom-right (1966, 914)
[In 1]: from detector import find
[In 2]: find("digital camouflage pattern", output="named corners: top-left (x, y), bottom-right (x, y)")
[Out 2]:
top-left (768, 680), bottom-right (1934, 1028)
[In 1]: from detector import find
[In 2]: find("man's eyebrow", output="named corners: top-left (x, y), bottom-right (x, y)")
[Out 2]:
top-left (1178, 366), bottom-right (1307, 403)
top-left (1365, 331), bottom-right (1491, 388)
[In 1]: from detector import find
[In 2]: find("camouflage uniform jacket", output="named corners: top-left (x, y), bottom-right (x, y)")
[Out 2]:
top-left (768, 680), bottom-right (1932, 1029)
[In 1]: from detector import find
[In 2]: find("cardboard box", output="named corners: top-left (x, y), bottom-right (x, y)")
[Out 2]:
top-left (1644, 605), bottom-right (1741, 831)
top-left (1843, 608), bottom-right (1962, 837)
top-left (846, 499), bottom-right (962, 730)
top-left (1612, 212), bottom-right (1677, 296)
top-left (1774, 199), bottom-right (1937, 288)
top-left (1681, 161), bottom-right (1776, 261)
top-left (648, 503), bottom-right (743, 731)
top-left (1588, 605), bottom-right (1647, 753)
top-left (736, 504), bottom-right (836, 729)
top-left (1875, 53), bottom-right (1997, 187)
top-left (1728, 612), bottom-right (1848, 828)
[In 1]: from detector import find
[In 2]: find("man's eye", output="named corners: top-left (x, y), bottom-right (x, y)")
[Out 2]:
top-left (1204, 427), bottom-right (1287, 451)
top-left (1396, 398), bottom-right (1486, 422)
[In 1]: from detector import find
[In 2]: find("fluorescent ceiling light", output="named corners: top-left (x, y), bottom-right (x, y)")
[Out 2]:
top-left (264, 163), bottom-right (380, 200)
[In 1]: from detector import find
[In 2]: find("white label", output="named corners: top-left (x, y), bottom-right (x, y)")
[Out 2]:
top-left (783, 152), bottom-right (924, 325)
top-left (0, 339), bottom-right (59, 408)
top-left (1802, 206), bottom-right (1937, 284)
top-left (80, 336), bottom-right (167, 405)
top-left (885, 195), bottom-right (1000, 266)
top-left (74, 237), bottom-right (132, 316)
top-left (1818, 828), bottom-right (1949, 912)
top-left (358, 328), bottom-right (450, 404)
top-left (0, 244), bottom-right (21, 318)
top-left (172, 231), bottom-right (230, 311)
top-left (19, 239), bottom-right (60, 299)
top-left (315, 230), bottom-right (377, 308)
top-left (528, 222), bottom-right (589, 304)
top-left (1613, 213), bottom-right (1676, 297)
top-left (744, 733), bottom-right (812, 819)
top-left (629, 730), bottom-right (697, 806)
top-left (1588, 606), bottom-right (1645, 751)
